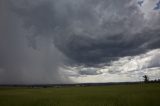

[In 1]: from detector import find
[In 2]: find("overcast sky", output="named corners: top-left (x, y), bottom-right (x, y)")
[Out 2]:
top-left (0, 0), bottom-right (160, 84)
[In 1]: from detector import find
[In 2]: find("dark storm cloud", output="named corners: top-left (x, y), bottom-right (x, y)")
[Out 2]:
top-left (51, 0), bottom-right (160, 66)
top-left (0, 0), bottom-right (70, 84)
top-left (9, 0), bottom-right (160, 66)
top-left (0, 0), bottom-right (160, 84)
top-left (55, 30), bottom-right (160, 66)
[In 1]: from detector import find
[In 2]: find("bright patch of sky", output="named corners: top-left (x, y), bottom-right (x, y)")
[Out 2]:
top-left (65, 49), bottom-right (160, 83)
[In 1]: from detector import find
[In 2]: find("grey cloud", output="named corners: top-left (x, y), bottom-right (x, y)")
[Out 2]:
top-left (10, 0), bottom-right (160, 66)
top-left (52, 0), bottom-right (160, 66)
top-left (1, 0), bottom-right (160, 84)
top-left (79, 68), bottom-right (102, 75)
top-left (0, 0), bottom-right (70, 84)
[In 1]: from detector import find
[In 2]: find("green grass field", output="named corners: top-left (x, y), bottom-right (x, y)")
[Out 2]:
top-left (0, 83), bottom-right (159, 106)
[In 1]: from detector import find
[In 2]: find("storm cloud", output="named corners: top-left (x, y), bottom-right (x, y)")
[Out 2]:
top-left (0, 0), bottom-right (160, 84)
top-left (52, 0), bottom-right (160, 66)
top-left (0, 0), bottom-right (69, 84)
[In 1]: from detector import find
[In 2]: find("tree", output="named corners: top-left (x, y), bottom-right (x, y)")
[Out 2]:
top-left (143, 75), bottom-right (149, 83)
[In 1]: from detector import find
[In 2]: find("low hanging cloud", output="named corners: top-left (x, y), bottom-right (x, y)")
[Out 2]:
top-left (0, 0), bottom-right (70, 84)
top-left (0, 0), bottom-right (160, 84)
top-left (69, 49), bottom-right (160, 82)
top-left (52, 0), bottom-right (160, 66)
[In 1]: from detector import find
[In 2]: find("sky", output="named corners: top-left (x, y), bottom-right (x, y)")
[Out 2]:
top-left (0, 0), bottom-right (160, 84)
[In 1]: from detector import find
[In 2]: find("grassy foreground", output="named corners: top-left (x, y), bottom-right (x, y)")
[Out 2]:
top-left (0, 83), bottom-right (160, 106)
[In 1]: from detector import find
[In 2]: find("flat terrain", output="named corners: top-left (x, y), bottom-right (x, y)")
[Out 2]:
top-left (0, 83), bottom-right (160, 106)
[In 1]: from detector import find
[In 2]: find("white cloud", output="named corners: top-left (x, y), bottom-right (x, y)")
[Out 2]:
top-left (67, 49), bottom-right (160, 83)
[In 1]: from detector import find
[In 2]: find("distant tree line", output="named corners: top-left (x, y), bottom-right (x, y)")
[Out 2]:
top-left (143, 75), bottom-right (160, 83)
